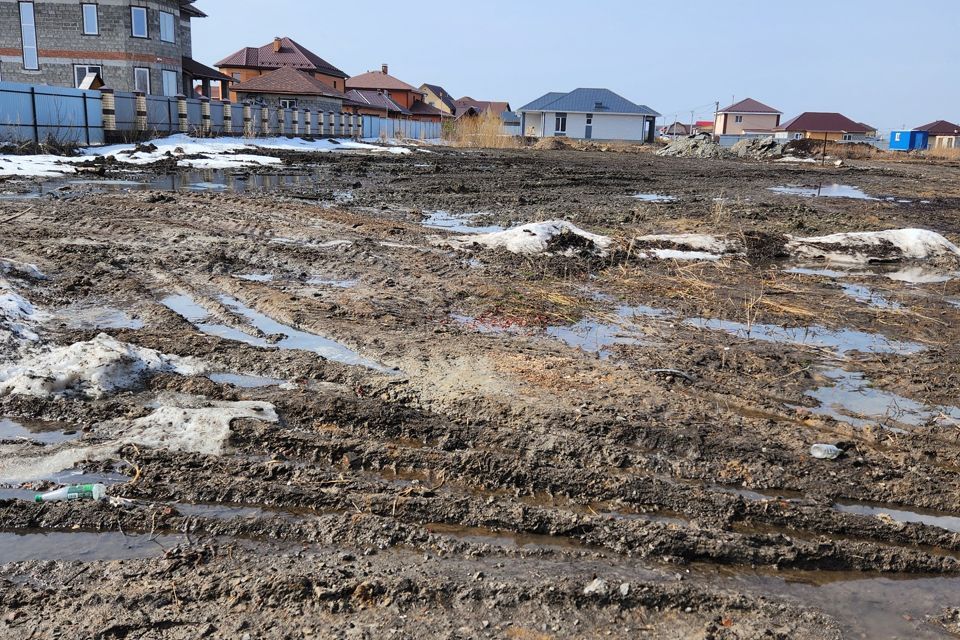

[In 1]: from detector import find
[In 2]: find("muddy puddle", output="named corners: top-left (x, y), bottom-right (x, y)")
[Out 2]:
top-left (632, 193), bottom-right (677, 202)
top-left (421, 210), bottom-right (504, 234)
top-left (0, 417), bottom-right (81, 445)
top-left (207, 372), bottom-right (287, 388)
top-left (425, 522), bottom-right (586, 551)
top-left (769, 184), bottom-right (879, 200)
top-left (0, 531), bottom-right (182, 563)
top-left (161, 293), bottom-right (392, 371)
top-left (52, 304), bottom-right (144, 330)
top-left (832, 501), bottom-right (960, 534)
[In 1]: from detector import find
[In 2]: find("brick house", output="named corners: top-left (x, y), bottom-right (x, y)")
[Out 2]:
top-left (774, 112), bottom-right (876, 142)
top-left (216, 37), bottom-right (349, 102)
top-left (714, 98), bottom-right (781, 136)
top-left (231, 66), bottom-right (344, 113)
top-left (0, 0), bottom-right (226, 96)
top-left (913, 120), bottom-right (960, 149)
top-left (419, 83), bottom-right (456, 116)
top-left (346, 65), bottom-right (442, 122)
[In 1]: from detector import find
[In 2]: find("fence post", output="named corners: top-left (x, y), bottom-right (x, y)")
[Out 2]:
top-left (134, 91), bottom-right (148, 136)
top-left (82, 91), bottom-right (91, 146)
top-left (291, 108), bottom-right (299, 135)
top-left (304, 109), bottom-right (312, 136)
top-left (222, 100), bottom-right (233, 135)
top-left (322, 112), bottom-right (329, 136)
top-left (176, 94), bottom-right (188, 133)
top-left (199, 96), bottom-right (211, 135)
top-left (243, 103), bottom-right (252, 136)
top-left (261, 106), bottom-right (270, 136)
top-left (101, 87), bottom-right (116, 141)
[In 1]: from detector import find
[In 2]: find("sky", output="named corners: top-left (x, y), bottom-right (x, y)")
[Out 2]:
top-left (192, 0), bottom-right (960, 133)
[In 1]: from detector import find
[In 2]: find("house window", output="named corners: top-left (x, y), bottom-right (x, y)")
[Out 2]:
top-left (842, 134), bottom-right (852, 141)
top-left (159, 11), bottom-right (175, 43)
top-left (134, 67), bottom-right (150, 93)
top-left (19, 2), bottom-right (39, 70)
top-left (73, 64), bottom-right (102, 87)
top-left (231, 72), bottom-right (241, 81)
top-left (735, 115), bottom-right (743, 123)
top-left (793, 133), bottom-right (803, 140)
top-left (279, 98), bottom-right (298, 109)
top-left (554, 112), bottom-right (567, 135)
top-left (161, 69), bottom-right (178, 96)
top-left (586, 114), bottom-right (593, 125)
top-left (82, 3), bottom-right (99, 35)
top-left (131, 6), bottom-right (148, 38)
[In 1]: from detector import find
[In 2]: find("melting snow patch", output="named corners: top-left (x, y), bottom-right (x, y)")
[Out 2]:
top-left (452, 220), bottom-right (611, 255)
top-left (786, 229), bottom-right (960, 264)
top-left (0, 333), bottom-right (205, 398)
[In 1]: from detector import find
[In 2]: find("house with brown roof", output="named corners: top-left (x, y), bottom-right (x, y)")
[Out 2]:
top-left (346, 65), bottom-right (442, 122)
top-left (914, 120), bottom-right (960, 149)
top-left (231, 66), bottom-right (344, 113)
top-left (420, 84), bottom-right (456, 116)
top-left (345, 89), bottom-right (410, 118)
top-left (216, 37), bottom-right (349, 101)
top-left (774, 112), bottom-right (875, 142)
top-left (454, 97), bottom-right (512, 119)
top-left (714, 98), bottom-right (782, 136)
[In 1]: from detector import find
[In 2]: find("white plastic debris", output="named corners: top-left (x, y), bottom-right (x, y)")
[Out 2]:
top-left (583, 578), bottom-right (608, 596)
top-left (810, 444), bottom-right (842, 460)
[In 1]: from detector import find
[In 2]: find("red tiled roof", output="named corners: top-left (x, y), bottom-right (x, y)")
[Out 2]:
top-left (347, 70), bottom-right (419, 92)
top-left (778, 112), bottom-right (872, 134)
top-left (216, 37), bottom-right (348, 79)
top-left (409, 100), bottom-right (443, 117)
top-left (717, 98), bottom-right (781, 114)
top-left (232, 67), bottom-right (344, 98)
top-left (454, 97), bottom-right (511, 116)
top-left (914, 120), bottom-right (960, 136)
top-left (345, 89), bottom-right (410, 115)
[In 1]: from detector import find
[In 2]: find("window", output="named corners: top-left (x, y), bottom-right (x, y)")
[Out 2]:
top-left (793, 133), bottom-right (803, 140)
top-left (134, 67), bottom-right (150, 93)
top-left (19, 2), bottom-right (38, 70)
top-left (554, 112), bottom-right (567, 135)
top-left (279, 99), bottom-right (298, 109)
top-left (159, 11), bottom-right (175, 43)
top-left (586, 114), bottom-right (593, 125)
top-left (131, 6), bottom-right (148, 38)
top-left (161, 69), bottom-right (178, 96)
top-left (735, 115), bottom-right (743, 123)
top-left (231, 72), bottom-right (241, 81)
top-left (894, 132), bottom-right (901, 142)
top-left (842, 134), bottom-right (853, 141)
top-left (73, 64), bottom-right (102, 87)
top-left (82, 3), bottom-right (99, 35)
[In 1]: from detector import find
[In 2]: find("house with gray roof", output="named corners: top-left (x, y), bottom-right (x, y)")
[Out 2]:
top-left (517, 88), bottom-right (659, 142)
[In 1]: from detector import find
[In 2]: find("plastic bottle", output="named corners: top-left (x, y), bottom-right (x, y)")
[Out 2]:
top-left (810, 444), bottom-right (842, 460)
top-left (34, 483), bottom-right (107, 503)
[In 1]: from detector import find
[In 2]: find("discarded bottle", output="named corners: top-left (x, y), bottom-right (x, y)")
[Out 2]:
top-left (34, 483), bottom-right (107, 503)
top-left (810, 444), bottom-right (842, 460)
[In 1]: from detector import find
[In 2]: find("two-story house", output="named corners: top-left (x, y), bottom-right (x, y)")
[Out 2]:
top-left (714, 98), bottom-right (782, 136)
top-left (0, 0), bottom-right (226, 96)
top-left (346, 65), bottom-right (442, 122)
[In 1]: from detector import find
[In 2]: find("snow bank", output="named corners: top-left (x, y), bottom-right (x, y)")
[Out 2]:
top-left (642, 249), bottom-right (723, 261)
top-left (0, 258), bottom-right (45, 280)
top-left (0, 333), bottom-right (205, 398)
top-left (0, 399), bottom-right (277, 483)
top-left (0, 155), bottom-right (81, 177)
top-left (633, 233), bottom-right (737, 253)
top-left (786, 228), bottom-right (960, 264)
top-left (452, 220), bottom-right (611, 255)
top-left (0, 287), bottom-right (44, 342)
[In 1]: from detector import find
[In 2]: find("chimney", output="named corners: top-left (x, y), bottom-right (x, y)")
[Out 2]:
top-left (273, 37), bottom-right (281, 53)
top-left (381, 63), bottom-right (388, 75)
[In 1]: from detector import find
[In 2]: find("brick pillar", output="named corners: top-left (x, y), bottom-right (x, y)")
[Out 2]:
top-left (243, 103), bottom-right (253, 136)
top-left (350, 114), bottom-right (359, 139)
top-left (336, 112), bottom-right (343, 137)
top-left (100, 88), bottom-right (117, 138)
top-left (291, 108), bottom-right (299, 135)
top-left (304, 109), bottom-right (312, 136)
top-left (346, 113), bottom-right (353, 137)
top-left (200, 96), bottom-right (211, 135)
top-left (133, 91), bottom-right (148, 135)
top-left (176, 94), bottom-right (188, 133)
top-left (261, 105), bottom-right (270, 136)
top-left (222, 100), bottom-right (233, 134)
top-left (324, 112), bottom-right (332, 136)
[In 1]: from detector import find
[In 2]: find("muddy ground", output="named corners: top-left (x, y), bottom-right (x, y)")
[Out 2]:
top-left (2, 144), bottom-right (960, 638)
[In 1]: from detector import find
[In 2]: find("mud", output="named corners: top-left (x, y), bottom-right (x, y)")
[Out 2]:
top-left (2, 144), bottom-right (960, 638)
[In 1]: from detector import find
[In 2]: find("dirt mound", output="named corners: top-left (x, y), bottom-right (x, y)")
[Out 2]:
top-left (731, 136), bottom-right (785, 160)
top-left (656, 134), bottom-right (727, 159)
top-left (533, 137), bottom-right (572, 151)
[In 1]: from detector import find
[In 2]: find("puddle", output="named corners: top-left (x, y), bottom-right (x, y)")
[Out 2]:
top-left (769, 184), bottom-right (878, 200)
top-left (632, 193), bottom-right (677, 202)
top-left (838, 283), bottom-right (902, 310)
top-left (207, 372), bottom-right (286, 388)
top-left (787, 264), bottom-right (956, 285)
top-left (173, 502), bottom-right (308, 522)
top-left (833, 501), bottom-right (960, 534)
top-left (0, 417), bottom-right (80, 445)
top-left (694, 565), bottom-right (960, 639)
top-left (786, 267), bottom-right (854, 279)
top-left (544, 305), bottom-right (669, 358)
top-left (0, 531), bottom-right (182, 563)
top-left (421, 210), bottom-right (504, 234)
top-left (55, 305), bottom-right (144, 330)
top-left (804, 368), bottom-right (960, 430)
top-left (711, 485), bottom-right (804, 503)
top-left (425, 522), bottom-right (584, 550)
top-left (161, 294), bottom-right (272, 346)
top-left (306, 277), bottom-right (358, 288)
top-left (236, 274), bottom-right (274, 283)
top-left (685, 317), bottom-right (922, 356)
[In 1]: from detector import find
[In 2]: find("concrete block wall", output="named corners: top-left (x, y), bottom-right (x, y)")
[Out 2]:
top-left (0, 0), bottom-right (191, 94)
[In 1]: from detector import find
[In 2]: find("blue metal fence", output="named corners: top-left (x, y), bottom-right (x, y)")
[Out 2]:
top-left (0, 81), bottom-right (103, 145)
top-left (362, 116), bottom-right (440, 140)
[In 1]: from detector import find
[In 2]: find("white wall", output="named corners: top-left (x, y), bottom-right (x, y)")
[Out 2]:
top-left (521, 111), bottom-right (650, 141)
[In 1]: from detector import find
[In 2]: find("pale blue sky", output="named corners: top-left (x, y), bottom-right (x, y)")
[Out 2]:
top-left (192, 0), bottom-right (959, 133)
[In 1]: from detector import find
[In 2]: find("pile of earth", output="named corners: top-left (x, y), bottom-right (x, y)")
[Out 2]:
top-left (655, 133), bottom-right (726, 159)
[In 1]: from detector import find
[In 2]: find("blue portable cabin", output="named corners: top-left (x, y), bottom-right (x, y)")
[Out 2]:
top-left (889, 130), bottom-right (928, 151)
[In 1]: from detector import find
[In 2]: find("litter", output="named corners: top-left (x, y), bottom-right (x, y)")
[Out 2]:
top-left (35, 482), bottom-right (106, 502)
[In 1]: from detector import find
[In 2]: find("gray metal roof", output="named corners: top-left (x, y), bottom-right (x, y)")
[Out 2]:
top-left (518, 88), bottom-right (659, 117)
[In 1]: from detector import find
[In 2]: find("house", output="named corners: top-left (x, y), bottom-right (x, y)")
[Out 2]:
top-left (774, 112), bottom-right (875, 142)
top-left (889, 130), bottom-right (929, 151)
top-left (913, 120), bottom-right (960, 149)
top-left (216, 37), bottom-right (349, 101)
top-left (420, 84), bottom-right (456, 116)
top-left (454, 97), bottom-right (512, 118)
top-left (346, 65), bottom-right (442, 122)
top-left (714, 98), bottom-right (782, 136)
top-left (660, 122), bottom-right (692, 137)
top-left (695, 120), bottom-right (714, 134)
top-left (231, 66), bottom-right (344, 113)
top-left (0, 0), bottom-right (225, 96)
top-left (344, 89), bottom-right (410, 118)
top-left (518, 88), bottom-right (659, 142)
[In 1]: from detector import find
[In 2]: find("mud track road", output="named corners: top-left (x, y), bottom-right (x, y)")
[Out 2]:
top-left (2, 146), bottom-right (960, 638)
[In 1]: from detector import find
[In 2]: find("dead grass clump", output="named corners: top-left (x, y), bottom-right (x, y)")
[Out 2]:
top-left (445, 111), bottom-right (520, 149)
top-left (823, 141), bottom-right (883, 160)
top-left (925, 146), bottom-right (960, 161)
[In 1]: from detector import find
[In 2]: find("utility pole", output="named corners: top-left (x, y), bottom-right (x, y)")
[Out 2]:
top-left (690, 110), bottom-right (695, 135)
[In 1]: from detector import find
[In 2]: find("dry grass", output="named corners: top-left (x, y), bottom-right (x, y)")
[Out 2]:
top-left (925, 146), bottom-right (960, 160)
top-left (822, 141), bottom-right (883, 160)
top-left (445, 111), bottom-right (520, 149)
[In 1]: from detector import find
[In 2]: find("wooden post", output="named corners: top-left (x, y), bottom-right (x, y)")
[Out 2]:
top-left (134, 91), bottom-right (148, 135)
top-left (101, 87), bottom-right (117, 140)
top-left (222, 100), bottom-right (233, 134)
top-left (176, 94), bottom-right (188, 133)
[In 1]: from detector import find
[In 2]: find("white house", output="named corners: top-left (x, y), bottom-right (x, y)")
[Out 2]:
top-left (518, 88), bottom-right (659, 142)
